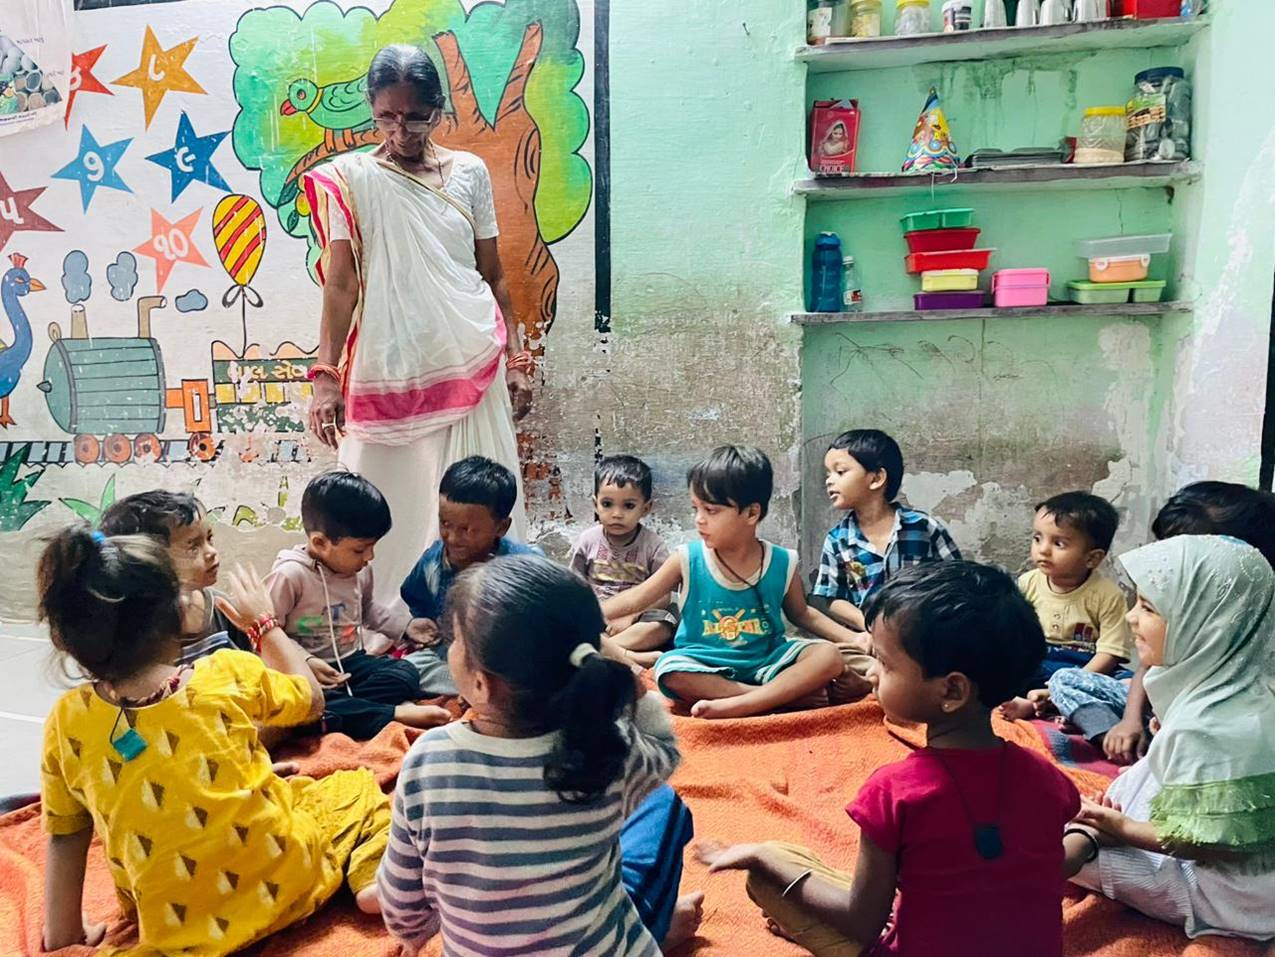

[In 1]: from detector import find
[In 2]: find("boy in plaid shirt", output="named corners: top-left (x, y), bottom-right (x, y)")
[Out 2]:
top-left (813, 430), bottom-right (961, 636)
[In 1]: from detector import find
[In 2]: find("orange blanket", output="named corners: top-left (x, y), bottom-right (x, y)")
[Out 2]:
top-left (3, 703), bottom-right (1270, 957)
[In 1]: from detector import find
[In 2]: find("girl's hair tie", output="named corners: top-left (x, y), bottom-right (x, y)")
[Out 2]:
top-left (568, 642), bottom-right (599, 668)
top-left (91, 530), bottom-right (106, 544)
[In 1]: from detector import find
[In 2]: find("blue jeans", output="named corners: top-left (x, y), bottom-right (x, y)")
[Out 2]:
top-left (621, 785), bottom-right (694, 943)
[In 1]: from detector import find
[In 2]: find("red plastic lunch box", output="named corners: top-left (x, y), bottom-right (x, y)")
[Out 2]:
top-left (905, 249), bottom-right (995, 274)
top-left (903, 228), bottom-right (981, 255)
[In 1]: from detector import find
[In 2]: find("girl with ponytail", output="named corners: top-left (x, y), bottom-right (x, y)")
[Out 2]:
top-left (378, 553), bottom-right (703, 955)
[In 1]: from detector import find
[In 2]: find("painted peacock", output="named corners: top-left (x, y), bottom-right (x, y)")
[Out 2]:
top-left (0, 252), bottom-right (45, 428)
top-left (279, 77), bottom-right (371, 131)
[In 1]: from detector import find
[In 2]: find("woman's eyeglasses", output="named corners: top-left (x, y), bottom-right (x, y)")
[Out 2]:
top-left (373, 112), bottom-right (442, 134)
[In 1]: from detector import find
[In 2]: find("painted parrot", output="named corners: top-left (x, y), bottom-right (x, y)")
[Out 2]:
top-left (279, 77), bottom-right (371, 132)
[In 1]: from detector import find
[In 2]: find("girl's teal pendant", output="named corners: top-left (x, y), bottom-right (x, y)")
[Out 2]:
top-left (112, 728), bottom-right (147, 762)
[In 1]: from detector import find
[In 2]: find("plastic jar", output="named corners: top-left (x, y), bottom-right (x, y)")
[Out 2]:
top-left (942, 0), bottom-right (973, 30)
top-left (1076, 106), bottom-right (1126, 165)
top-left (896, 0), bottom-right (932, 34)
top-left (849, 0), bottom-right (883, 37)
top-left (1126, 66), bottom-right (1191, 162)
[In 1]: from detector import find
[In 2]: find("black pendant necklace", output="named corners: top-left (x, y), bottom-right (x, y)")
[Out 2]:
top-left (928, 743), bottom-right (1008, 861)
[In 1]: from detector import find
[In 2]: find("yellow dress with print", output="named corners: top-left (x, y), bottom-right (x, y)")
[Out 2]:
top-left (40, 650), bottom-right (389, 957)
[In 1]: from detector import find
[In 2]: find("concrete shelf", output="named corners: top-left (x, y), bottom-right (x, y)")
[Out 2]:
top-left (797, 17), bottom-right (1206, 73)
top-left (791, 301), bottom-right (1193, 325)
top-left (795, 161), bottom-right (1200, 199)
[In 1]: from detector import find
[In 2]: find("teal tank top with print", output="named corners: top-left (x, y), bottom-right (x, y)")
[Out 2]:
top-left (674, 540), bottom-right (792, 657)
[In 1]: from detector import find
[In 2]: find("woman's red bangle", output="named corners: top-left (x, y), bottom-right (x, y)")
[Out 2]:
top-left (306, 363), bottom-right (341, 383)
top-left (246, 613), bottom-right (279, 652)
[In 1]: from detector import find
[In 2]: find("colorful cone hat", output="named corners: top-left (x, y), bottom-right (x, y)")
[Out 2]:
top-left (902, 88), bottom-right (960, 173)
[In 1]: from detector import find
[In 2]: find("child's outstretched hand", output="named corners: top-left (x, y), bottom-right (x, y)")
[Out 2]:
top-left (1075, 794), bottom-right (1127, 839)
top-left (214, 565), bottom-right (276, 631)
top-left (405, 618), bottom-right (441, 648)
top-left (307, 656), bottom-right (351, 689)
top-left (694, 839), bottom-right (763, 873)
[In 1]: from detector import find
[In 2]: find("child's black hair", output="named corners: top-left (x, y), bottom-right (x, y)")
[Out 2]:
top-left (301, 470), bottom-right (392, 541)
top-left (99, 489), bottom-right (203, 542)
top-left (594, 454), bottom-right (653, 502)
top-left (439, 455), bottom-right (518, 521)
top-left (828, 429), bottom-right (905, 502)
top-left (687, 445), bottom-right (773, 520)
top-left (446, 554), bottom-right (637, 804)
top-left (864, 560), bottom-right (1045, 709)
top-left (1035, 491), bottom-right (1119, 553)
top-left (37, 524), bottom-right (182, 683)
top-left (1152, 481), bottom-right (1275, 568)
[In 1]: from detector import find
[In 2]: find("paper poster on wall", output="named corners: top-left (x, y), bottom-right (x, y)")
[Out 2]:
top-left (0, 0), bottom-right (73, 137)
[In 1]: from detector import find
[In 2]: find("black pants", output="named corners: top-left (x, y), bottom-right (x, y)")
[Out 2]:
top-left (322, 651), bottom-right (420, 740)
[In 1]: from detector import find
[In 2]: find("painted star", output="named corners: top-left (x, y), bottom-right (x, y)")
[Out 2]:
top-left (146, 112), bottom-right (230, 202)
top-left (134, 208), bottom-right (208, 293)
top-left (53, 126), bottom-right (132, 211)
top-left (113, 26), bottom-right (206, 128)
top-left (65, 45), bottom-right (113, 128)
top-left (0, 171), bottom-right (61, 252)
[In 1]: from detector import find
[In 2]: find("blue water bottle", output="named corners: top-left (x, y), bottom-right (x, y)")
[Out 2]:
top-left (810, 232), bottom-right (844, 312)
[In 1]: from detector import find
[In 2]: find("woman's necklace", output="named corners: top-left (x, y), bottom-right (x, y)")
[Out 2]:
top-left (386, 140), bottom-right (446, 189)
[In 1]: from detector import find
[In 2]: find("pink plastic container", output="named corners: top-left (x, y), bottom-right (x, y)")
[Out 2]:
top-left (992, 268), bottom-right (1050, 308)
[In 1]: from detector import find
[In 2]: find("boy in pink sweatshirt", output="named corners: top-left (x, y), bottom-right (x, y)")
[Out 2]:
top-left (268, 471), bottom-right (450, 739)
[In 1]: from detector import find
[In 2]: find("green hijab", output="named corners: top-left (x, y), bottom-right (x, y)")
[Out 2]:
top-left (1120, 534), bottom-right (1275, 856)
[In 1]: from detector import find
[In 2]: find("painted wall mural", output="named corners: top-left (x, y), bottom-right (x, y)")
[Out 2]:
top-left (0, 0), bottom-right (598, 577)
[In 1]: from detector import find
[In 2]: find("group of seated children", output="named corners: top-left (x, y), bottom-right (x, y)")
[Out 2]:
top-left (33, 428), bottom-right (1275, 956)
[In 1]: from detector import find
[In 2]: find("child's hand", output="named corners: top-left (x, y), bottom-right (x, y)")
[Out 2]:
top-left (307, 656), bottom-right (351, 689)
top-left (606, 614), bottom-right (637, 636)
top-left (215, 565), bottom-right (275, 630)
top-left (405, 618), bottom-right (441, 648)
top-left (694, 839), bottom-right (763, 872)
top-left (1075, 795), bottom-right (1127, 840)
top-left (1103, 718), bottom-right (1148, 765)
top-left (1027, 688), bottom-right (1054, 717)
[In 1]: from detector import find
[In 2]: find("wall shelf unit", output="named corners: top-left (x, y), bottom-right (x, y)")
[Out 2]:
top-left (791, 301), bottom-right (1192, 325)
top-left (796, 16), bottom-right (1207, 73)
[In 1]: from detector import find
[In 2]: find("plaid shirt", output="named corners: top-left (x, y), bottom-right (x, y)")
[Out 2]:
top-left (813, 506), bottom-right (961, 607)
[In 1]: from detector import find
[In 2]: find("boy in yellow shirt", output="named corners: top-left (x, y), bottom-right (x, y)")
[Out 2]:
top-left (1000, 491), bottom-right (1134, 720)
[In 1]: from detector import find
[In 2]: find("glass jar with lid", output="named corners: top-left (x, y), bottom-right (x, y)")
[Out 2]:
top-left (1076, 106), bottom-right (1126, 166)
top-left (896, 0), bottom-right (932, 34)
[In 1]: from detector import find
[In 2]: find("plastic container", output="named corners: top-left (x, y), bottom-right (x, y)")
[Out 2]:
top-left (942, 0), bottom-right (973, 30)
top-left (1076, 233), bottom-right (1172, 260)
top-left (895, 0), bottom-right (932, 34)
top-left (849, 0), bottom-right (883, 37)
top-left (1089, 254), bottom-right (1150, 283)
top-left (905, 248), bottom-right (994, 274)
top-left (904, 227), bottom-right (981, 254)
top-left (992, 268), bottom-right (1050, 307)
top-left (1076, 106), bottom-right (1126, 166)
top-left (915, 291), bottom-right (986, 310)
top-left (899, 208), bottom-right (975, 232)
top-left (1114, 0), bottom-right (1180, 17)
top-left (810, 232), bottom-right (844, 312)
top-left (1126, 67), bottom-right (1191, 162)
top-left (842, 255), bottom-right (863, 312)
top-left (1068, 280), bottom-right (1167, 304)
top-left (921, 269), bottom-right (980, 292)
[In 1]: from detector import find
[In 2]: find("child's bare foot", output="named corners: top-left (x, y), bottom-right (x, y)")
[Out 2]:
top-left (394, 703), bottom-right (452, 728)
top-left (764, 914), bottom-right (796, 942)
top-left (355, 883), bottom-right (381, 914)
top-left (690, 695), bottom-right (764, 719)
top-left (998, 697), bottom-right (1037, 721)
top-left (828, 668), bottom-right (873, 704)
top-left (780, 686), bottom-right (830, 712)
top-left (270, 760), bottom-right (300, 777)
top-left (661, 891), bottom-right (704, 952)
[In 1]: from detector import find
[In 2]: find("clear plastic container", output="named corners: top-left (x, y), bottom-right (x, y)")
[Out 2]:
top-left (1075, 233), bottom-right (1172, 259)
top-left (849, 0), bottom-right (883, 37)
top-left (896, 0), bottom-right (932, 34)
top-left (1076, 106), bottom-right (1126, 166)
top-left (1126, 67), bottom-right (1192, 162)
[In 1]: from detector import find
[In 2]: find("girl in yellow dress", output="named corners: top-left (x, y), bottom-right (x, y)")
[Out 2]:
top-left (37, 525), bottom-right (391, 956)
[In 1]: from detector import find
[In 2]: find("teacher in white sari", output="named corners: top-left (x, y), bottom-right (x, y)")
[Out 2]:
top-left (303, 44), bottom-right (533, 602)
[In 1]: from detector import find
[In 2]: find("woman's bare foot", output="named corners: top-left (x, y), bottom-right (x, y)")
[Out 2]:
top-left (394, 703), bottom-right (452, 728)
top-left (690, 694), bottom-right (765, 719)
top-left (998, 696), bottom-right (1037, 721)
top-left (661, 891), bottom-right (704, 952)
top-left (355, 883), bottom-right (381, 914)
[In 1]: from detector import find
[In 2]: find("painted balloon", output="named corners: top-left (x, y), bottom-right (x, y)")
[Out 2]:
top-left (211, 193), bottom-right (266, 288)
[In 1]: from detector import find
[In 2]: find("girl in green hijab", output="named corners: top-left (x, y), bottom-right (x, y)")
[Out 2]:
top-left (1065, 534), bottom-right (1275, 940)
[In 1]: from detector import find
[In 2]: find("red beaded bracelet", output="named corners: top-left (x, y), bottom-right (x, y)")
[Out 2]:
top-left (305, 363), bottom-right (341, 383)
top-left (245, 613), bottom-right (279, 652)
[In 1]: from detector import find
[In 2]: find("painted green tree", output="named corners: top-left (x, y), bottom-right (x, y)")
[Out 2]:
top-left (0, 445), bottom-right (50, 531)
top-left (229, 0), bottom-right (592, 338)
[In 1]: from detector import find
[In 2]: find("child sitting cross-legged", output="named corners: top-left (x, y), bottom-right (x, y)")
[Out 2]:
top-left (603, 445), bottom-right (860, 720)
top-left (38, 527), bottom-right (392, 955)
top-left (268, 471), bottom-right (450, 739)
top-left (380, 554), bottom-right (703, 955)
top-left (696, 561), bottom-right (1081, 957)
top-left (399, 455), bottom-right (540, 696)
top-left (570, 455), bottom-right (678, 668)
top-left (1000, 491), bottom-right (1135, 721)
top-left (99, 490), bottom-right (248, 665)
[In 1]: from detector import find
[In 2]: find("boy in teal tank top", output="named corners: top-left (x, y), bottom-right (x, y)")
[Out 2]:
top-left (604, 446), bottom-right (866, 719)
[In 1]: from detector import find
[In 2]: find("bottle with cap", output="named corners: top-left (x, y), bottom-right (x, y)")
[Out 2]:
top-left (842, 255), bottom-right (863, 312)
top-left (810, 232), bottom-right (845, 313)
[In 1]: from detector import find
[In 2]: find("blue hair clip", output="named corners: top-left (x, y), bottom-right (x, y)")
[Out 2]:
top-left (91, 530), bottom-right (105, 544)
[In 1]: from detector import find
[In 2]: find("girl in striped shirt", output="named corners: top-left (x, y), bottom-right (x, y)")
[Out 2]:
top-left (378, 554), bottom-right (703, 955)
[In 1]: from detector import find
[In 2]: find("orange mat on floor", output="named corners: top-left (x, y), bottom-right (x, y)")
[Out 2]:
top-left (3, 701), bottom-right (1271, 956)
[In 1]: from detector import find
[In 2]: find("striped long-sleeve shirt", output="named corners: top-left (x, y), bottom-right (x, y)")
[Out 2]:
top-left (378, 692), bottom-right (680, 956)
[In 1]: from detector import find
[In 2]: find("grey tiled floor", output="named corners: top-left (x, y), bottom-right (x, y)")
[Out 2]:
top-left (0, 623), bottom-right (62, 798)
